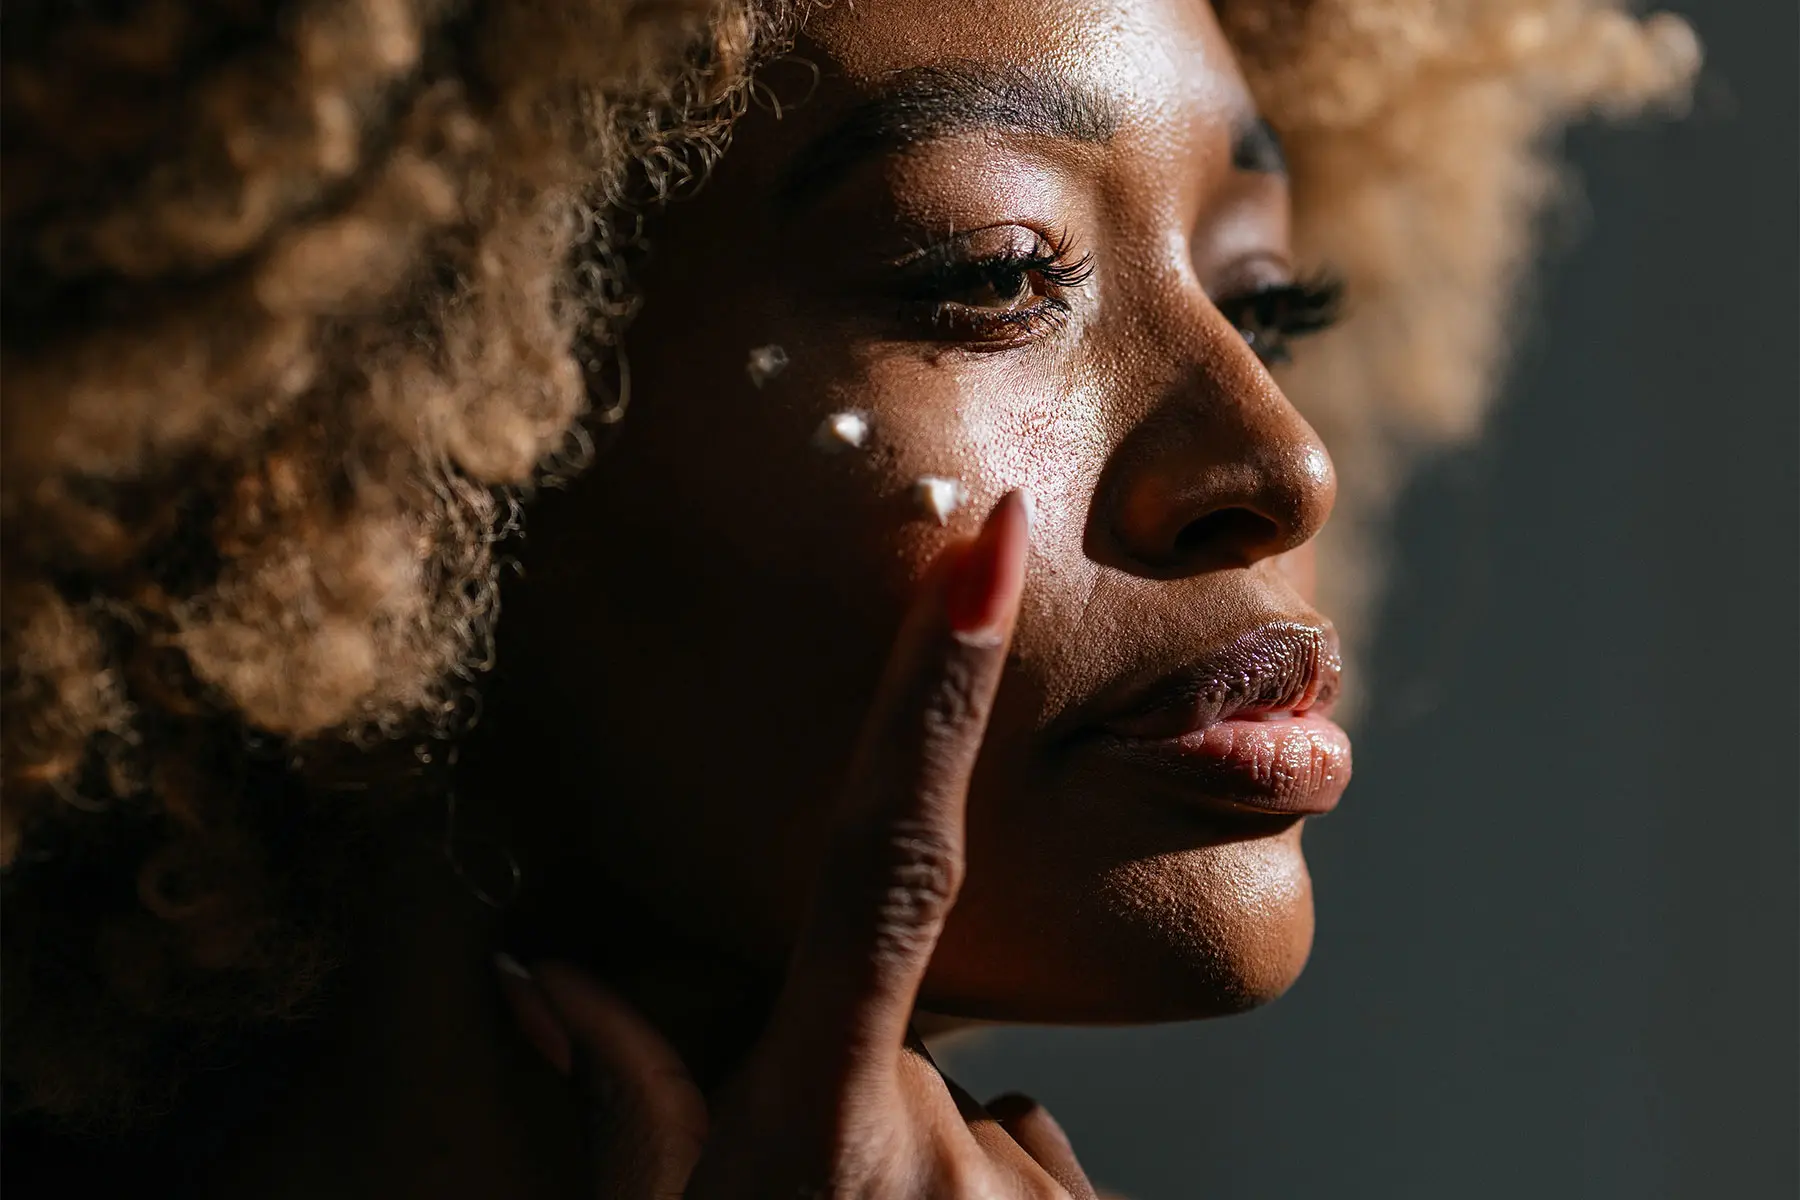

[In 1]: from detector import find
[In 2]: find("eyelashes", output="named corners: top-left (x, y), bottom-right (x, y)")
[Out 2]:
top-left (892, 226), bottom-right (1343, 364)
top-left (1215, 275), bottom-right (1344, 367)
top-left (894, 227), bottom-right (1093, 343)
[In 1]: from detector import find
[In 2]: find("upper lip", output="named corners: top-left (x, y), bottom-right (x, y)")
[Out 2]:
top-left (1089, 621), bottom-right (1342, 741)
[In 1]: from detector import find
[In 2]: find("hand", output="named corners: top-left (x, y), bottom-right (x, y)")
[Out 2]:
top-left (497, 491), bottom-right (1100, 1197)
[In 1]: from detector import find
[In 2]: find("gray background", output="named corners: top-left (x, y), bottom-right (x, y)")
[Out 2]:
top-left (939, 2), bottom-right (1799, 1196)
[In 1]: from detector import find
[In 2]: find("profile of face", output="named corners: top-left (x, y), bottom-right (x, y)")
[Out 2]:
top-left (483, 0), bottom-right (1347, 1025)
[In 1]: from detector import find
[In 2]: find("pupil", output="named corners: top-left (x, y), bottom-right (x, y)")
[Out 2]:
top-left (988, 267), bottom-right (1029, 304)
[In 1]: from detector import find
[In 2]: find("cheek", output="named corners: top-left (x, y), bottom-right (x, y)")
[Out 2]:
top-left (623, 313), bottom-right (1109, 600)
top-left (545, 321), bottom-right (1112, 955)
top-left (814, 349), bottom-right (1111, 549)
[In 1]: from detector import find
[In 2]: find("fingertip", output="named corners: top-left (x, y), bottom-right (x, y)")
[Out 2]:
top-left (493, 953), bottom-right (573, 1077)
top-left (988, 488), bottom-right (1033, 559)
top-left (944, 489), bottom-right (1030, 641)
top-left (528, 961), bottom-right (711, 1181)
top-left (1016, 487), bottom-right (1038, 536)
top-left (530, 960), bottom-right (609, 1032)
top-left (530, 961), bottom-right (690, 1085)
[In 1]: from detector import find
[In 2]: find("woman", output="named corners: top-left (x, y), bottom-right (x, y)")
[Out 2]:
top-left (1, 0), bottom-right (1694, 1195)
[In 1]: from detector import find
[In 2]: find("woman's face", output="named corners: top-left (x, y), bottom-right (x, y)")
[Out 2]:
top-left (497, 0), bottom-right (1347, 1022)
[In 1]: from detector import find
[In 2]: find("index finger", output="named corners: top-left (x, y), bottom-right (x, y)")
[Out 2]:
top-left (762, 489), bottom-right (1030, 1097)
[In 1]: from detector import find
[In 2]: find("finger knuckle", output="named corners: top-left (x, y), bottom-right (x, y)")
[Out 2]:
top-left (919, 653), bottom-right (988, 743)
top-left (867, 819), bottom-right (964, 965)
top-left (930, 1147), bottom-right (990, 1197)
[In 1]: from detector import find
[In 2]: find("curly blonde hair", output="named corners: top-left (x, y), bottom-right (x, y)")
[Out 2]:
top-left (0, 0), bottom-right (1694, 1125)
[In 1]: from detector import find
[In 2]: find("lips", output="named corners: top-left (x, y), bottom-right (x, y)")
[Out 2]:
top-left (1080, 621), bottom-right (1352, 818)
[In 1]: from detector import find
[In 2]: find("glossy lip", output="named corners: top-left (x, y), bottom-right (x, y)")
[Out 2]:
top-left (1076, 621), bottom-right (1352, 819)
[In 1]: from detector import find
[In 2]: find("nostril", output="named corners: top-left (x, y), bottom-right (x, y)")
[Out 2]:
top-left (1173, 507), bottom-right (1281, 566)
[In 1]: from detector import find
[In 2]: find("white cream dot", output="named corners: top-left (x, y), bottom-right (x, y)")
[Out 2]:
top-left (912, 476), bottom-right (967, 525)
top-left (745, 344), bottom-right (789, 388)
top-left (811, 410), bottom-right (871, 453)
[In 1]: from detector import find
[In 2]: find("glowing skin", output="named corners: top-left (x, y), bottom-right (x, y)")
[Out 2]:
top-left (474, 0), bottom-right (1345, 1033)
top-left (159, 2), bottom-right (1355, 1193)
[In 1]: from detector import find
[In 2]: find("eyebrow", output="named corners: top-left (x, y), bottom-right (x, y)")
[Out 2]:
top-left (1231, 115), bottom-right (1287, 174)
top-left (776, 62), bottom-right (1123, 213)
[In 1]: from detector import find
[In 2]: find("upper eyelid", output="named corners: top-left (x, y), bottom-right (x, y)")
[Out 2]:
top-left (893, 234), bottom-right (1081, 343)
top-left (896, 236), bottom-right (1095, 308)
top-left (901, 259), bottom-right (1090, 321)
top-left (1204, 252), bottom-right (1298, 299)
top-left (892, 224), bottom-right (1056, 271)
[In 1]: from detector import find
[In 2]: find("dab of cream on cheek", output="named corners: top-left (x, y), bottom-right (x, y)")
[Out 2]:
top-left (816, 412), bottom-right (969, 527)
top-left (910, 476), bottom-right (967, 525)
top-left (745, 343), bottom-right (789, 388)
top-left (811, 410), bottom-right (870, 452)
top-left (756, 344), bottom-right (972, 528)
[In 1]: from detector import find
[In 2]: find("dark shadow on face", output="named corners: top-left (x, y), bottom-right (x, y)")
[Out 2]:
top-left (475, 0), bottom-right (1349, 1024)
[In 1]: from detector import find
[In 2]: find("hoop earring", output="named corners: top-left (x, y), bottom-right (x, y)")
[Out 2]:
top-left (592, 343), bottom-right (631, 428)
top-left (434, 744), bottom-right (522, 910)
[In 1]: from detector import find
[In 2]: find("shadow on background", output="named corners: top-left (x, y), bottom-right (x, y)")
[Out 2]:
top-left (939, 2), bottom-right (1799, 1195)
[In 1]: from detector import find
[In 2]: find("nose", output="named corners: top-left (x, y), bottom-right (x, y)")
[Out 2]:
top-left (1091, 320), bottom-right (1337, 579)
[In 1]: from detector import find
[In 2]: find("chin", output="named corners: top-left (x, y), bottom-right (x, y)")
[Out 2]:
top-left (928, 826), bottom-right (1318, 1024)
top-left (1094, 833), bottom-right (1318, 1020)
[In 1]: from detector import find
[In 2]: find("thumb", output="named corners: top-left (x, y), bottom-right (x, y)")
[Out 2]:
top-left (499, 957), bottom-right (709, 1198)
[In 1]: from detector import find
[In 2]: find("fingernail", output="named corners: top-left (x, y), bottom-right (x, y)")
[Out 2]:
top-left (945, 490), bottom-right (1030, 643)
top-left (493, 953), bottom-right (573, 1076)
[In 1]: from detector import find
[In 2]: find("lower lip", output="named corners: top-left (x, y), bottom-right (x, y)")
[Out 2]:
top-left (1097, 714), bottom-right (1352, 817)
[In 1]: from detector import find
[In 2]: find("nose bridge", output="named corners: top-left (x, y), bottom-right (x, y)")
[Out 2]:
top-left (1090, 296), bottom-right (1337, 578)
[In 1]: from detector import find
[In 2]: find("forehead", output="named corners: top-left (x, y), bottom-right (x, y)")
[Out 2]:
top-left (801, 0), bottom-right (1253, 138)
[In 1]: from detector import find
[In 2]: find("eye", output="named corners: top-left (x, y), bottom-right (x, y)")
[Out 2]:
top-left (1214, 276), bottom-right (1344, 366)
top-left (947, 261), bottom-right (1035, 311)
top-left (894, 226), bottom-right (1094, 344)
